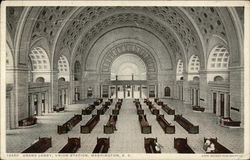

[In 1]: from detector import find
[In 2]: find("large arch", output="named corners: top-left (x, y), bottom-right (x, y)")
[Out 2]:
top-left (110, 54), bottom-right (147, 80)
top-left (99, 42), bottom-right (158, 81)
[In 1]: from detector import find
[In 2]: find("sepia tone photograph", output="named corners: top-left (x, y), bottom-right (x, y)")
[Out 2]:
top-left (1, 0), bottom-right (249, 159)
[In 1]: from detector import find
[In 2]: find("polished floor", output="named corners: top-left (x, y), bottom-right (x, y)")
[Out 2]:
top-left (6, 98), bottom-right (244, 153)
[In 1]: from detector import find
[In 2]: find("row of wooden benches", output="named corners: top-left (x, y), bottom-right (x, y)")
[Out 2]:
top-left (82, 98), bottom-right (110, 115)
top-left (149, 99), bottom-right (199, 134)
top-left (22, 136), bottom-right (232, 154)
top-left (58, 99), bottom-right (122, 134)
top-left (135, 99), bottom-right (173, 134)
top-left (135, 99), bottom-right (198, 134)
top-left (22, 137), bottom-right (110, 153)
top-left (145, 137), bottom-right (232, 154)
top-left (81, 99), bottom-right (122, 134)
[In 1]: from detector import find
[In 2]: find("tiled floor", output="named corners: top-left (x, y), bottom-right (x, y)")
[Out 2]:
top-left (6, 98), bottom-right (244, 153)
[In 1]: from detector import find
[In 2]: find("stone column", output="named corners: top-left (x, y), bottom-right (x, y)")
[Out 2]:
top-left (13, 68), bottom-right (29, 128)
top-left (229, 66), bottom-right (244, 127)
top-left (123, 85), bottom-right (126, 98)
top-left (115, 85), bottom-right (118, 98)
top-left (224, 92), bottom-right (230, 117)
top-left (61, 89), bottom-right (65, 105)
top-left (132, 85), bottom-right (134, 98)
top-left (68, 74), bottom-right (74, 104)
top-left (216, 91), bottom-right (220, 116)
top-left (37, 92), bottom-right (42, 116)
top-left (199, 70), bottom-right (208, 109)
top-left (100, 84), bottom-right (103, 98)
top-left (50, 71), bottom-right (58, 112)
top-left (45, 91), bottom-right (49, 113)
top-left (140, 84), bottom-right (142, 98)
top-left (6, 85), bottom-right (14, 129)
top-left (182, 72), bottom-right (191, 104)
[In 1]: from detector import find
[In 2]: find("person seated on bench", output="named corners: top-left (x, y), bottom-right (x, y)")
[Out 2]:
top-left (154, 140), bottom-right (163, 152)
top-left (204, 139), bottom-right (215, 153)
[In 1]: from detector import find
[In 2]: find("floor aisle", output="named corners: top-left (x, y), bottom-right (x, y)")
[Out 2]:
top-left (6, 98), bottom-right (243, 153)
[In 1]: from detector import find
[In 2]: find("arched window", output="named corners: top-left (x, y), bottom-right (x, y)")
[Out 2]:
top-left (87, 87), bottom-right (93, 97)
top-left (35, 77), bottom-right (45, 83)
top-left (177, 59), bottom-right (183, 75)
top-left (176, 59), bottom-right (183, 80)
top-left (165, 87), bottom-right (171, 97)
top-left (29, 47), bottom-right (50, 71)
top-left (74, 61), bottom-right (81, 81)
top-left (58, 55), bottom-right (69, 81)
top-left (207, 45), bottom-right (229, 70)
top-left (188, 55), bottom-right (200, 73)
top-left (29, 47), bottom-right (50, 82)
top-left (214, 76), bottom-right (224, 82)
top-left (193, 76), bottom-right (200, 81)
top-left (58, 77), bottom-right (66, 82)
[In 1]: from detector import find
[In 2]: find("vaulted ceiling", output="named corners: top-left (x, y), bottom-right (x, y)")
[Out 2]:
top-left (6, 6), bottom-right (244, 71)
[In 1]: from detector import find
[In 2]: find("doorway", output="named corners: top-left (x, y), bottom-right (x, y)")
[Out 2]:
top-left (125, 85), bottom-right (132, 98)
top-left (41, 93), bottom-right (45, 113)
top-left (220, 94), bottom-right (225, 117)
top-left (213, 92), bottom-right (217, 114)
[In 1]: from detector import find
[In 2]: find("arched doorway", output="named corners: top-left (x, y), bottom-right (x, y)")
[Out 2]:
top-left (110, 54), bottom-right (147, 99)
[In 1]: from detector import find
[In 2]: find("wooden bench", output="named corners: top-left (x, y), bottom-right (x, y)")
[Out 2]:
top-left (57, 114), bottom-right (82, 134)
top-left (148, 104), bottom-right (159, 115)
top-left (22, 137), bottom-right (52, 153)
top-left (81, 115), bottom-right (100, 133)
top-left (138, 114), bottom-right (152, 134)
top-left (118, 98), bottom-right (123, 103)
top-left (53, 104), bottom-right (65, 112)
top-left (134, 98), bottom-right (140, 103)
top-left (174, 115), bottom-right (199, 134)
top-left (108, 98), bottom-right (113, 103)
top-left (18, 117), bottom-right (37, 127)
top-left (204, 137), bottom-right (232, 153)
top-left (146, 101), bottom-right (152, 106)
top-left (174, 138), bottom-right (194, 153)
top-left (104, 115), bottom-right (118, 134)
top-left (144, 137), bottom-right (161, 153)
top-left (135, 102), bottom-right (144, 115)
top-left (162, 104), bottom-right (175, 115)
top-left (94, 99), bottom-right (103, 106)
top-left (154, 98), bottom-right (163, 105)
top-left (105, 99), bottom-right (113, 106)
top-left (82, 104), bottom-right (95, 115)
top-left (97, 104), bottom-right (109, 115)
top-left (59, 137), bottom-right (81, 153)
top-left (92, 137), bottom-right (110, 153)
top-left (220, 117), bottom-right (241, 127)
top-left (192, 105), bottom-right (205, 112)
top-left (156, 114), bottom-right (175, 134)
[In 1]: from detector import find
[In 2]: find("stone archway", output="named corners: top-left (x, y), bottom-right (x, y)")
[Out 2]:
top-left (100, 42), bottom-right (158, 80)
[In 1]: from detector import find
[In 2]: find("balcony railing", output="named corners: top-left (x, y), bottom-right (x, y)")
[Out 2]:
top-left (110, 74), bottom-right (146, 81)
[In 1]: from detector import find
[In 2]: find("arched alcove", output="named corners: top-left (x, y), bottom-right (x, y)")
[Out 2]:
top-left (164, 87), bottom-right (171, 97)
top-left (35, 77), bottom-right (45, 83)
top-left (58, 55), bottom-right (70, 81)
top-left (29, 47), bottom-right (51, 82)
top-left (214, 75), bottom-right (224, 82)
top-left (74, 61), bottom-right (81, 81)
top-left (188, 55), bottom-right (200, 73)
top-left (176, 59), bottom-right (184, 80)
top-left (207, 45), bottom-right (229, 82)
top-left (111, 54), bottom-right (147, 80)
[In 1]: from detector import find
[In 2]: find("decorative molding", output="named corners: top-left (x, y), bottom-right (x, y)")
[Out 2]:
top-left (100, 42), bottom-right (157, 74)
